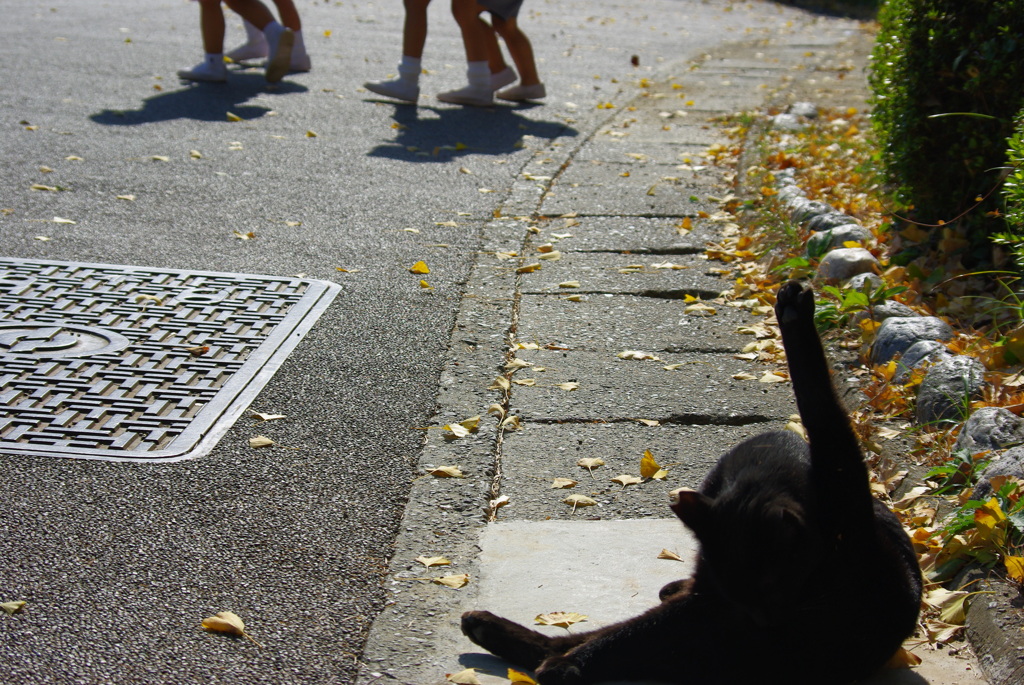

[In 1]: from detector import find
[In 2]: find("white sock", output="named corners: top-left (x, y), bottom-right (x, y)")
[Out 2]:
top-left (205, 53), bottom-right (224, 66)
top-left (467, 61), bottom-right (489, 89)
top-left (242, 19), bottom-right (264, 44)
top-left (398, 55), bottom-right (422, 84)
top-left (293, 29), bottom-right (306, 56)
top-left (263, 21), bottom-right (285, 48)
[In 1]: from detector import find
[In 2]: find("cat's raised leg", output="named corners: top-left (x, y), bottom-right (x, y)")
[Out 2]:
top-left (774, 281), bottom-right (874, 529)
top-left (461, 611), bottom-right (588, 670)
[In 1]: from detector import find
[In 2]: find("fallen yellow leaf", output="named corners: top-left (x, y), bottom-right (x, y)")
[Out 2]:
top-left (433, 574), bottom-right (470, 589)
top-left (446, 668), bottom-right (481, 685)
top-left (640, 450), bottom-right (668, 480)
top-left (249, 436), bottom-right (275, 448)
top-left (535, 611), bottom-right (588, 628)
top-left (551, 478), bottom-right (578, 489)
top-left (657, 549), bottom-right (684, 562)
top-left (226, 112), bottom-right (242, 122)
top-left (1, 601), bottom-right (26, 615)
top-left (564, 494), bottom-right (597, 512)
top-left (577, 457), bottom-right (605, 476)
top-left (508, 668), bottom-right (538, 685)
top-left (428, 466), bottom-right (465, 478)
top-left (612, 474), bottom-right (642, 487)
top-left (416, 556), bottom-right (451, 567)
top-left (201, 611), bottom-right (263, 647)
top-left (409, 260), bottom-right (430, 274)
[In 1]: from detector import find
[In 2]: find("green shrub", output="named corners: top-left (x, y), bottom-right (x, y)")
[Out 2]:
top-left (992, 109), bottom-right (1024, 269)
top-left (870, 0), bottom-right (1024, 247)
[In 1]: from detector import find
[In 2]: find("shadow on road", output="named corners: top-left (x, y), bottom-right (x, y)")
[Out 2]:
top-left (366, 101), bottom-right (577, 162)
top-left (89, 71), bottom-right (308, 126)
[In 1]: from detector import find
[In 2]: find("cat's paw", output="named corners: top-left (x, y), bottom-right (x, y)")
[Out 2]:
top-left (658, 577), bottom-right (694, 602)
top-left (461, 610), bottom-right (501, 646)
top-left (536, 656), bottom-right (584, 685)
top-left (775, 280), bottom-right (812, 325)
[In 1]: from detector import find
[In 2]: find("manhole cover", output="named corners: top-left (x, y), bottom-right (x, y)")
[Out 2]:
top-left (0, 257), bottom-right (340, 462)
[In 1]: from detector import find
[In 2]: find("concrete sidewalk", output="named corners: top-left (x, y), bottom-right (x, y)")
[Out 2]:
top-left (358, 23), bottom-right (988, 685)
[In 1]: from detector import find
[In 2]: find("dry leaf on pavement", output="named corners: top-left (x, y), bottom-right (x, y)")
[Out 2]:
top-left (201, 611), bottom-right (263, 647)
top-left (534, 611), bottom-right (588, 629)
top-left (640, 450), bottom-right (668, 480)
top-left (428, 466), bottom-right (465, 478)
top-left (1, 601), bottom-right (26, 615)
top-left (577, 457), bottom-right (605, 477)
top-left (416, 556), bottom-right (451, 568)
top-left (433, 574), bottom-right (470, 589)
top-left (446, 668), bottom-right (482, 684)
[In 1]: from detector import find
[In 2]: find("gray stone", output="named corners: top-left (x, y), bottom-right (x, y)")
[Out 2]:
top-left (816, 247), bottom-right (878, 282)
top-left (915, 355), bottom-right (986, 425)
top-left (776, 185), bottom-right (806, 201)
top-left (778, 187), bottom-right (809, 206)
top-left (870, 316), bottom-right (954, 364)
top-left (790, 101), bottom-right (819, 118)
top-left (892, 340), bottom-right (954, 383)
top-left (955, 407), bottom-right (1024, 455)
top-left (806, 213), bottom-right (860, 232)
top-left (808, 224), bottom-right (871, 256)
top-left (790, 200), bottom-right (834, 224)
top-left (844, 272), bottom-right (883, 291)
top-left (772, 112), bottom-right (806, 131)
top-left (852, 299), bottom-right (918, 330)
top-left (974, 446), bottom-right (1024, 499)
top-left (773, 168), bottom-right (798, 184)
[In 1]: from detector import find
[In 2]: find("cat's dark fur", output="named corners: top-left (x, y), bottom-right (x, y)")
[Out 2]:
top-left (461, 282), bottom-right (923, 684)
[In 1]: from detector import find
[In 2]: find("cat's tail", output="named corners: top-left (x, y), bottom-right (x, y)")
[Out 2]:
top-left (461, 611), bottom-right (587, 670)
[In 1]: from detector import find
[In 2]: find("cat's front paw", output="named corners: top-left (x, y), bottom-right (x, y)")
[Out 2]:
top-left (658, 577), bottom-right (694, 602)
top-left (537, 655), bottom-right (585, 685)
top-left (461, 610), bottom-right (501, 647)
top-left (775, 280), bottom-right (812, 325)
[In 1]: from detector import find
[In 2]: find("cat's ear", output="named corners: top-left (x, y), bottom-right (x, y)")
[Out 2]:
top-left (670, 488), bottom-right (714, 535)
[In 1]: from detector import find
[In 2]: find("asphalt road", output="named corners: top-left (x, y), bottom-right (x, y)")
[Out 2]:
top-left (2, 1), bottom-right (832, 682)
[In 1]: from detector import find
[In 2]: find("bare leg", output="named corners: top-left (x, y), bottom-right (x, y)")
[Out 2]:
top-left (198, 0), bottom-right (225, 54)
top-left (402, 0), bottom-right (431, 58)
top-left (271, 0), bottom-right (301, 30)
top-left (492, 16), bottom-right (538, 86)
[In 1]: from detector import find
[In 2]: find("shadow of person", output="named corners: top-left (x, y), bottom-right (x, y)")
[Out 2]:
top-left (89, 71), bottom-right (308, 126)
top-left (366, 102), bottom-right (577, 162)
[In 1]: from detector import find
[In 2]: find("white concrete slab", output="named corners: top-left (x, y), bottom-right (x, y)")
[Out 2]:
top-left (459, 520), bottom-right (987, 685)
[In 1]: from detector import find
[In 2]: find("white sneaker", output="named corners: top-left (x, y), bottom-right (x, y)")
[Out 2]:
top-left (177, 60), bottom-right (227, 82)
top-left (364, 78), bottom-right (420, 103)
top-left (291, 52), bottom-right (312, 72)
top-left (437, 84), bottom-right (493, 107)
top-left (491, 67), bottom-right (517, 91)
top-left (265, 27), bottom-right (294, 83)
top-left (226, 40), bottom-right (268, 62)
top-left (496, 83), bottom-right (546, 102)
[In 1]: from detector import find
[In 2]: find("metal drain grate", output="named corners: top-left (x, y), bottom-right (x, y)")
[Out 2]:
top-left (0, 258), bottom-right (340, 462)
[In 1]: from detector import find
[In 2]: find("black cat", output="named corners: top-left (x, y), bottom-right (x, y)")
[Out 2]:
top-left (461, 281), bottom-right (923, 684)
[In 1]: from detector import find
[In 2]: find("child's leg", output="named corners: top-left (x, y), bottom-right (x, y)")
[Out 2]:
top-left (199, 0), bottom-right (226, 55)
top-left (402, 0), bottom-right (432, 59)
top-left (179, 0), bottom-right (228, 81)
top-left (224, 0), bottom-right (293, 82)
top-left (271, 0), bottom-right (301, 30)
top-left (438, 0), bottom-right (494, 105)
top-left (492, 14), bottom-right (544, 100)
top-left (492, 16), bottom-right (537, 85)
top-left (364, 0), bottom-right (431, 102)
top-left (270, 0), bottom-right (309, 70)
